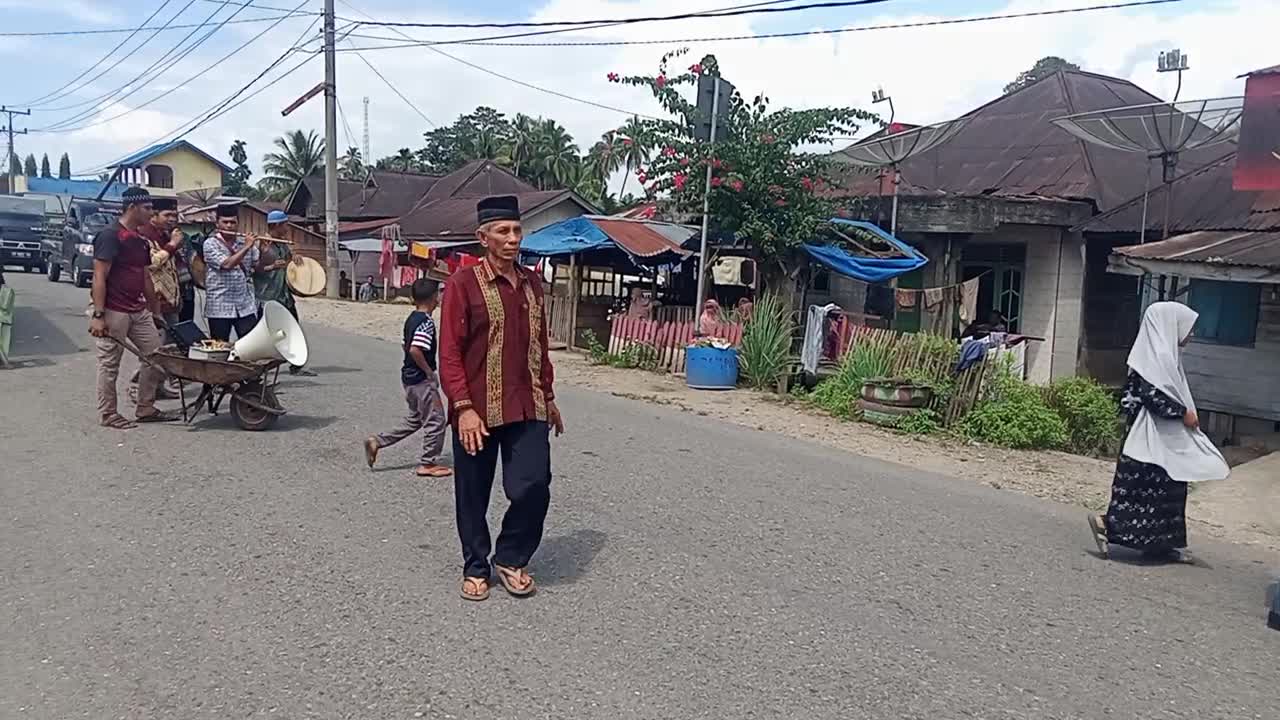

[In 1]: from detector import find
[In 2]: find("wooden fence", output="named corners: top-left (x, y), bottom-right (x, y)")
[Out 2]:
top-left (608, 315), bottom-right (744, 376)
top-left (546, 293), bottom-right (574, 348)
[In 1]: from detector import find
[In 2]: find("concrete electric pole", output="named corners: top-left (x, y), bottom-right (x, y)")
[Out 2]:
top-left (2, 106), bottom-right (31, 194)
top-left (322, 0), bottom-right (341, 298)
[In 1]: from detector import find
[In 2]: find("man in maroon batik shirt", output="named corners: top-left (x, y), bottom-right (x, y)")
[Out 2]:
top-left (88, 187), bottom-right (175, 429)
top-left (439, 195), bottom-right (565, 602)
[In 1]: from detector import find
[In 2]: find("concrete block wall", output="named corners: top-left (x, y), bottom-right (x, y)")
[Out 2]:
top-left (1004, 225), bottom-right (1084, 384)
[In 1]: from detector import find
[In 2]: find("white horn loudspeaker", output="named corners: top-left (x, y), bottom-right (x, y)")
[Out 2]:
top-left (230, 300), bottom-right (309, 366)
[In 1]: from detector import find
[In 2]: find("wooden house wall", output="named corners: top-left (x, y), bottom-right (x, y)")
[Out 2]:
top-left (1184, 287), bottom-right (1280, 422)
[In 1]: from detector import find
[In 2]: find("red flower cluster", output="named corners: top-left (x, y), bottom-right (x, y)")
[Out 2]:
top-left (607, 72), bottom-right (619, 82)
top-left (656, 74), bottom-right (667, 89)
top-left (800, 177), bottom-right (814, 191)
top-left (710, 177), bottom-right (723, 187)
top-left (679, 157), bottom-right (690, 167)
top-left (689, 63), bottom-right (703, 75)
top-left (730, 179), bottom-right (744, 192)
top-left (622, 137), bottom-right (633, 146)
top-left (673, 173), bottom-right (687, 190)
top-left (662, 146), bottom-right (676, 157)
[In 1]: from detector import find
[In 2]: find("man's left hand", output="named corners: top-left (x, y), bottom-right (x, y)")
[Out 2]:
top-left (546, 400), bottom-right (565, 437)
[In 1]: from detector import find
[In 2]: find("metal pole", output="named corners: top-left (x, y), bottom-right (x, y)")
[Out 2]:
top-left (694, 79), bottom-right (722, 319)
top-left (322, 0), bottom-right (341, 298)
top-left (889, 166), bottom-right (900, 236)
top-left (2, 106), bottom-right (31, 196)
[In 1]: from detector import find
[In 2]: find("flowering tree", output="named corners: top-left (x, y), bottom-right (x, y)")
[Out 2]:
top-left (607, 50), bottom-right (879, 293)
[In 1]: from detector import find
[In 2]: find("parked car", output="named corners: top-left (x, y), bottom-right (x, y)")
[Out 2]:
top-left (48, 199), bottom-right (119, 288)
top-left (0, 195), bottom-right (49, 274)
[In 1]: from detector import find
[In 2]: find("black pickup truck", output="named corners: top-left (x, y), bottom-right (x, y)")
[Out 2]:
top-left (48, 199), bottom-right (120, 288)
top-left (0, 195), bottom-right (48, 274)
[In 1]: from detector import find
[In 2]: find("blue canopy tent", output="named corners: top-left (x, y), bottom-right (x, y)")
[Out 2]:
top-left (802, 219), bottom-right (928, 283)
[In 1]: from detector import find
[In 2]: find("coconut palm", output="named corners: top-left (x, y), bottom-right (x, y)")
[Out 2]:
top-left (339, 146), bottom-right (364, 180)
top-left (535, 118), bottom-right (579, 190)
top-left (507, 113), bottom-right (539, 179)
top-left (395, 147), bottom-right (415, 172)
top-left (615, 116), bottom-right (653, 198)
top-left (261, 129), bottom-right (325, 198)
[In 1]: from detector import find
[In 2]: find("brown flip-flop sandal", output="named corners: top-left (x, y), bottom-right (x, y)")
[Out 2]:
top-left (494, 565), bottom-right (536, 597)
top-left (1088, 514), bottom-right (1109, 559)
top-left (416, 464), bottom-right (453, 478)
top-left (364, 438), bottom-right (379, 469)
top-left (100, 413), bottom-right (137, 430)
top-left (460, 576), bottom-right (490, 602)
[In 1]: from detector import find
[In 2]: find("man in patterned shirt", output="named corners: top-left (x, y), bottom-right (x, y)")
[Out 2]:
top-left (202, 203), bottom-right (260, 341)
top-left (363, 278), bottom-right (451, 478)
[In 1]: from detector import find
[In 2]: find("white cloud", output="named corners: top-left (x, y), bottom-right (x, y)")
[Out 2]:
top-left (16, 0), bottom-right (1277, 181)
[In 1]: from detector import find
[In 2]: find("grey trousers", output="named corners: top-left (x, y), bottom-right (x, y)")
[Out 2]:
top-left (374, 376), bottom-right (447, 465)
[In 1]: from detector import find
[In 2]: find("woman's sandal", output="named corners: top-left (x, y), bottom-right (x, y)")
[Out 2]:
top-left (415, 464), bottom-right (453, 478)
top-left (1088, 514), bottom-right (1109, 559)
top-left (494, 565), bottom-right (536, 597)
top-left (100, 413), bottom-right (137, 430)
top-left (460, 576), bottom-right (490, 602)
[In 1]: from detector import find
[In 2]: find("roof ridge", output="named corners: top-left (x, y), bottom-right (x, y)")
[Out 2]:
top-left (1073, 150), bottom-right (1239, 231)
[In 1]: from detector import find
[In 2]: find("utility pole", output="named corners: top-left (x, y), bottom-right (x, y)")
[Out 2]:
top-left (694, 78), bottom-right (728, 320)
top-left (2, 106), bottom-right (31, 194)
top-left (362, 96), bottom-right (371, 166)
top-left (322, 0), bottom-right (341, 298)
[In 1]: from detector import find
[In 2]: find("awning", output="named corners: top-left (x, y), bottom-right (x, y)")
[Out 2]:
top-left (803, 219), bottom-right (929, 283)
top-left (1108, 230), bottom-right (1280, 282)
top-left (339, 238), bottom-right (406, 253)
top-left (520, 215), bottom-right (694, 267)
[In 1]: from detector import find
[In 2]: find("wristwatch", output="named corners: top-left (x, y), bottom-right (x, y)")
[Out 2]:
top-left (92, 310), bottom-right (105, 319)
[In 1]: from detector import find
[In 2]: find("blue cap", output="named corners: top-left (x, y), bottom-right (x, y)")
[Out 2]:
top-left (266, 210), bottom-right (288, 225)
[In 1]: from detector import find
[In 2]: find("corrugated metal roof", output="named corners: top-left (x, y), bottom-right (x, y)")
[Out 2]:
top-left (1113, 230), bottom-right (1280, 269)
top-left (1075, 152), bottom-right (1280, 233)
top-left (588, 217), bottom-right (696, 258)
top-left (109, 140), bottom-right (232, 172)
top-left (396, 190), bottom-right (578, 239)
top-left (831, 70), bottom-right (1227, 212)
top-left (24, 177), bottom-right (125, 200)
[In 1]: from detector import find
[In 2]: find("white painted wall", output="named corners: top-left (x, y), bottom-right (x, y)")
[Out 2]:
top-left (999, 225), bottom-right (1084, 384)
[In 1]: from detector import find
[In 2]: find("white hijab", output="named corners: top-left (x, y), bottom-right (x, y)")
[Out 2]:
top-left (1122, 301), bottom-right (1230, 482)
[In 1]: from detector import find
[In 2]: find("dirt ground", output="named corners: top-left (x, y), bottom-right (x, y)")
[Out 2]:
top-left (299, 296), bottom-right (1279, 550)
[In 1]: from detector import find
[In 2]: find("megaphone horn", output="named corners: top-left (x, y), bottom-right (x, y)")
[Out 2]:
top-left (230, 300), bottom-right (309, 366)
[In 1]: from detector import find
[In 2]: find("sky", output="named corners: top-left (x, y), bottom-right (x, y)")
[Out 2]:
top-left (0, 0), bottom-right (1273, 185)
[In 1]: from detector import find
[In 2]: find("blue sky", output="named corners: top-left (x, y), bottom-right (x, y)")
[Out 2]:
top-left (0, 0), bottom-right (1268, 180)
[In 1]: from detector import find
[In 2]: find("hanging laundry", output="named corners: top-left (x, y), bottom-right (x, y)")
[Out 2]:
top-left (399, 264), bottom-right (418, 288)
top-left (923, 287), bottom-right (946, 309)
top-left (959, 277), bottom-right (980, 324)
top-left (895, 288), bottom-right (917, 309)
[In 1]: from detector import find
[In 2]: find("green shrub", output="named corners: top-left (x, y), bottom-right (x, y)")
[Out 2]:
top-left (896, 408), bottom-right (942, 435)
top-left (738, 291), bottom-right (795, 390)
top-left (1046, 376), bottom-right (1122, 456)
top-left (808, 341), bottom-right (892, 418)
top-left (960, 370), bottom-right (1068, 450)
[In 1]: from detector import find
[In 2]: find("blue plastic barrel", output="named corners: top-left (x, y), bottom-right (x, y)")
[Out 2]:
top-left (686, 346), bottom-right (739, 390)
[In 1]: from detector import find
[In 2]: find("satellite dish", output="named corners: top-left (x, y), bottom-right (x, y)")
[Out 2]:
top-left (1052, 96), bottom-right (1243, 240)
top-left (178, 186), bottom-right (225, 206)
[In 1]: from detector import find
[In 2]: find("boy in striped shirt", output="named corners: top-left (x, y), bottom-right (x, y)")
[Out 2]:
top-left (364, 278), bottom-right (452, 477)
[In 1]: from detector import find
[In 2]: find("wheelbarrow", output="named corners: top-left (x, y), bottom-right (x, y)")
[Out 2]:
top-left (117, 338), bottom-right (287, 431)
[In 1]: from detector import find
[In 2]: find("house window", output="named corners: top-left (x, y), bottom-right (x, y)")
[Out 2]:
top-left (147, 164), bottom-right (174, 189)
top-left (1187, 279), bottom-right (1260, 346)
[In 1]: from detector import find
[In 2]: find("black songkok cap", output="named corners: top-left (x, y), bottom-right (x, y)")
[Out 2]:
top-left (151, 197), bottom-right (178, 211)
top-left (476, 195), bottom-right (520, 225)
top-left (121, 186), bottom-right (152, 208)
top-left (215, 202), bottom-right (241, 218)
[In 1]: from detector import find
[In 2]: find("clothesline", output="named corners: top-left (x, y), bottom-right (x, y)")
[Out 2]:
top-left (892, 271), bottom-right (991, 325)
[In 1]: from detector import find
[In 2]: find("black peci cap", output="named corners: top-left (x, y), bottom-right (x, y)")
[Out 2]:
top-left (476, 195), bottom-right (521, 225)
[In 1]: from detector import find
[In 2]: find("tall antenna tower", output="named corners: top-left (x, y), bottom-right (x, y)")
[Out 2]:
top-left (362, 96), bottom-right (371, 163)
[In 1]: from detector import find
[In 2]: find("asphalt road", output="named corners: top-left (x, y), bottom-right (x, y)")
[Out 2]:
top-left (2, 271), bottom-right (1279, 720)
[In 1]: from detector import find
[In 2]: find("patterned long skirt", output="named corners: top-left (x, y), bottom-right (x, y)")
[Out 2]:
top-left (1104, 455), bottom-right (1188, 552)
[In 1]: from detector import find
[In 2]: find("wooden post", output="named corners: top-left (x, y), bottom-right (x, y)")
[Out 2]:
top-left (568, 253), bottom-right (580, 350)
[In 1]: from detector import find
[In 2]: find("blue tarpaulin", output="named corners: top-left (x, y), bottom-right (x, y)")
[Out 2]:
top-left (803, 219), bottom-right (928, 283)
top-left (520, 216), bottom-right (616, 257)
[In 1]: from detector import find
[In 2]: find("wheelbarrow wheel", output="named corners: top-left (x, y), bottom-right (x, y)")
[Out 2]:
top-left (230, 383), bottom-right (281, 431)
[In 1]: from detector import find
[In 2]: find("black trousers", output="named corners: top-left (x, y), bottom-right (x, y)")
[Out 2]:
top-left (453, 420), bottom-right (552, 578)
top-left (207, 315), bottom-right (258, 341)
top-left (178, 283), bottom-right (195, 323)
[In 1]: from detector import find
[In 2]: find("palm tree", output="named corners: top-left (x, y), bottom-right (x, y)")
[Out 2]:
top-left (588, 131), bottom-right (625, 186)
top-left (507, 113), bottom-right (539, 179)
top-left (535, 118), bottom-right (579, 190)
top-left (261, 129), bottom-right (325, 198)
top-left (615, 116), bottom-right (653, 198)
top-left (339, 146), bottom-right (364, 180)
top-left (395, 147), bottom-right (415, 172)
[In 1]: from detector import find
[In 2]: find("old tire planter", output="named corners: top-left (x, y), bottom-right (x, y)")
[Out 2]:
top-left (858, 399), bottom-right (921, 428)
top-left (861, 378), bottom-right (934, 408)
top-left (686, 346), bottom-right (738, 390)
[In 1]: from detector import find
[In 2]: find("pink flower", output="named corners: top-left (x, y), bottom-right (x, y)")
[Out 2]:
top-left (673, 173), bottom-right (687, 190)
top-left (636, 173), bottom-right (647, 184)
top-left (607, 72), bottom-right (619, 82)
top-left (801, 177), bottom-right (814, 191)
top-left (774, 199), bottom-right (788, 207)
top-left (622, 137), bottom-right (633, 146)
top-left (708, 158), bottom-right (723, 169)
top-left (662, 146), bottom-right (676, 157)
top-left (761, 133), bottom-right (776, 144)
top-left (656, 74), bottom-right (667, 89)
top-left (679, 157), bottom-right (690, 167)
top-left (768, 184), bottom-right (783, 195)
top-left (689, 63), bottom-right (703, 75)
top-left (730, 179), bottom-right (744, 192)
top-left (710, 177), bottom-right (723, 187)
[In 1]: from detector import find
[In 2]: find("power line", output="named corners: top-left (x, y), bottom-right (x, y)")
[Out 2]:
top-left (335, 0), bottom-right (662, 121)
top-left (19, 0), bottom-right (177, 107)
top-left (344, 41), bottom-right (436, 128)
top-left (336, 96), bottom-right (356, 149)
top-left (351, 0), bottom-right (891, 30)
top-left (0, 11), bottom-right (314, 38)
top-left (343, 0), bottom-right (1187, 50)
top-left (34, 0), bottom-right (315, 134)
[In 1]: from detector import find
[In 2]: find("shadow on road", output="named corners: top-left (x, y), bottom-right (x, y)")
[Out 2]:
top-left (9, 305), bottom-right (86, 360)
top-left (532, 528), bottom-right (608, 586)
top-left (304, 365), bottom-right (362, 374)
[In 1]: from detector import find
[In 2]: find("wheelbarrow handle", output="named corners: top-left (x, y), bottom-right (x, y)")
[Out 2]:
top-left (108, 333), bottom-right (159, 368)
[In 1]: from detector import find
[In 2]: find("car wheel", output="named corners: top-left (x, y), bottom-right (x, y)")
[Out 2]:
top-left (47, 263), bottom-right (61, 282)
top-left (73, 266), bottom-right (90, 288)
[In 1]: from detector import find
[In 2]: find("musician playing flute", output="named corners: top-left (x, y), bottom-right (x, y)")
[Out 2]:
top-left (253, 210), bottom-right (315, 375)
top-left (202, 202), bottom-right (260, 342)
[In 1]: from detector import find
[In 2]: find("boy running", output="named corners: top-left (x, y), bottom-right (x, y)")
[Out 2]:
top-left (364, 278), bottom-right (452, 478)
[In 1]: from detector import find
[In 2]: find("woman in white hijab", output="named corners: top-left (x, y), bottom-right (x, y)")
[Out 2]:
top-left (1088, 302), bottom-right (1230, 561)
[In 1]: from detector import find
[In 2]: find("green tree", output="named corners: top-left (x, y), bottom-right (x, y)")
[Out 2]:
top-left (615, 116), bottom-right (654, 199)
top-left (8, 152), bottom-right (20, 177)
top-left (39, 154), bottom-right (52, 178)
top-left (1004, 56), bottom-right (1080, 94)
top-left (23, 154), bottom-right (37, 176)
top-left (339, 146), bottom-right (364, 179)
top-left (58, 153), bottom-right (71, 179)
top-left (225, 139), bottom-right (255, 197)
top-left (609, 50), bottom-right (876, 294)
top-left (261, 129), bottom-right (325, 199)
